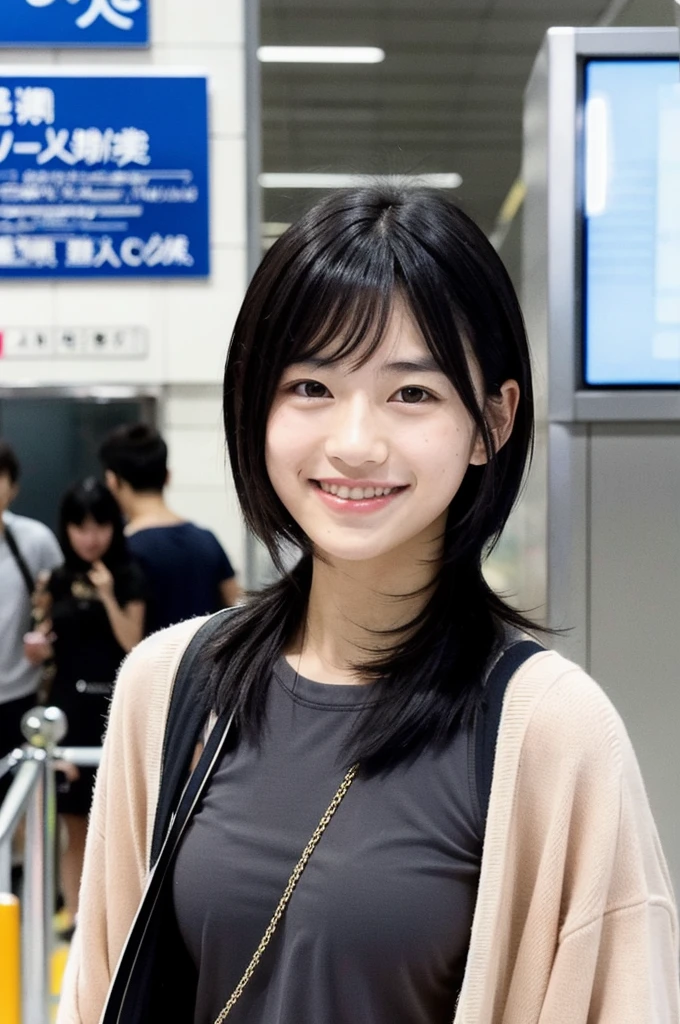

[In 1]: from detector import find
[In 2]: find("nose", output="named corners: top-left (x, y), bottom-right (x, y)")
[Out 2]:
top-left (324, 394), bottom-right (388, 468)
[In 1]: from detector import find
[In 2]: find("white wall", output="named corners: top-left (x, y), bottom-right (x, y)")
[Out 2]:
top-left (162, 384), bottom-right (246, 579)
top-left (0, 0), bottom-right (249, 576)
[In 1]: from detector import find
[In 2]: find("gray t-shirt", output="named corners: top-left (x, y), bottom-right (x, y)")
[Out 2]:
top-left (173, 657), bottom-right (483, 1024)
top-left (0, 511), bottom-right (63, 702)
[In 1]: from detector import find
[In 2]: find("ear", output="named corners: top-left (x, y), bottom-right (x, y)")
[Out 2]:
top-left (469, 379), bottom-right (521, 466)
top-left (104, 469), bottom-right (119, 494)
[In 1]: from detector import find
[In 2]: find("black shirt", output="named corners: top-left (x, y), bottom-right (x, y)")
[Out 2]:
top-left (172, 657), bottom-right (483, 1024)
top-left (48, 561), bottom-right (146, 746)
top-left (127, 523), bottom-right (235, 634)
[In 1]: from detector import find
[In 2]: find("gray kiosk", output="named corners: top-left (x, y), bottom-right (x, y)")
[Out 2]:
top-left (520, 27), bottom-right (680, 893)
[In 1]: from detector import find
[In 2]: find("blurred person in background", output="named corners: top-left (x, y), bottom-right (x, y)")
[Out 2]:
top-left (0, 439), bottom-right (62, 802)
top-left (99, 423), bottom-right (241, 633)
top-left (24, 477), bottom-right (146, 926)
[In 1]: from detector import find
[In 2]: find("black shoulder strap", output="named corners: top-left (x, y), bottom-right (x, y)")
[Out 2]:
top-left (150, 609), bottom-right (235, 868)
top-left (4, 523), bottom-right (34, 599)
top-left (476, 639), bottom-right (543, 825)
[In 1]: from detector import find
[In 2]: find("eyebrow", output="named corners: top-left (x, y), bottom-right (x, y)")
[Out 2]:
top-left (378, 358), bottom-right (443, 376)
top-left (290, 356), bottom-right (443, 375)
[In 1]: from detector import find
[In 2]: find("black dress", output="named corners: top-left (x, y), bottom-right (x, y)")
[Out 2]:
top-left (48, 561), bottom-right (147, 814)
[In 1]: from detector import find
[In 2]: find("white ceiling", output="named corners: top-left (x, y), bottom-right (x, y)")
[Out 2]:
top-left (259, 0), bottom-right (677, 234)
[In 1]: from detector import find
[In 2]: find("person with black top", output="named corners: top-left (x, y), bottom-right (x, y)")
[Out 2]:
top-left (24, 477), bottom-right (146, 925)
top-left (99, 424), bottom-right (241, 633)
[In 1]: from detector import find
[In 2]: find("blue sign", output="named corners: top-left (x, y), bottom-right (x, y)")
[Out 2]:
top-left (0, 75), bottom-right (209, 278)
top-left (0, 0), bottom-right (149, 48)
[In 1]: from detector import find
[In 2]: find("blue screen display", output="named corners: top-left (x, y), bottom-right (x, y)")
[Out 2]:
top-left (583, 59), bottom-right (680, 386)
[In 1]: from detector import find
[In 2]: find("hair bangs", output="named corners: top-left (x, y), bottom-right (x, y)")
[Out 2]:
top-left (275, 230), bottom-right (396, 373)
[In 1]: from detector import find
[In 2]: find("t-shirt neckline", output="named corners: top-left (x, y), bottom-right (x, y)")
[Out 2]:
top-left (273, 656), bottom-right (386, 710)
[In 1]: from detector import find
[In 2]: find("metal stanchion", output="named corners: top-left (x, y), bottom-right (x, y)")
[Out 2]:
top-left (0, 705), bottom-right (102, 1024)
top-left (22, 750), bottom-right (47, 1024)
top-left (20, 707), bottom-right (67, 1024)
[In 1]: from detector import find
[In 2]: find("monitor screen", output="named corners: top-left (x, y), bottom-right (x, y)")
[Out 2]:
top-left (583, 58), bottom-right (680, 387)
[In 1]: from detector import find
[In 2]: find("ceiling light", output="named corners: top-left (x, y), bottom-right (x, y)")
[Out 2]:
top-left (259, 173), bottom-right (463, 189)
top-left (257, 47), bottom-right (385, 64)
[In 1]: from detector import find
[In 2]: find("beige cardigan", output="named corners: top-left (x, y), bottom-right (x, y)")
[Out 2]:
top-left (57, 616), bottom-right (680, 1024)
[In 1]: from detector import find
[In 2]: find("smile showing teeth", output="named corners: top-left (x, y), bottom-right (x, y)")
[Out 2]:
top-left (318, 481), bottom-right (397, 500)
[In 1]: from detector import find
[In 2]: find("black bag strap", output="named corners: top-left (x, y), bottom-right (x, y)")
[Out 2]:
top-left (104, 703), bottom-right (236, 1024)
top-left (150, 608), bottom-right (236, 869)
top-left (4, 523), bottom-right (35, 599)
top-left (476, 639), bottom-right (543, 824)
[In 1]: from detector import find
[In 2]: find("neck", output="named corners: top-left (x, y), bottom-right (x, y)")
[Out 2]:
top-left (292, 533), bottom-right (443, 685)
top-left (123, 492), bottom-right (182, 533)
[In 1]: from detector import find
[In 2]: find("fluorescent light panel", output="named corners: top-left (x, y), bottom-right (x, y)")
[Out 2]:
top-left (259, 173), bottom-right (463, 189)
top-left (258, 46), bottom-right (385, 64)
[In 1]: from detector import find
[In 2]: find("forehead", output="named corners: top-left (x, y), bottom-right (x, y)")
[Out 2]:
top-left (298, 298), bottom-right (437, 372)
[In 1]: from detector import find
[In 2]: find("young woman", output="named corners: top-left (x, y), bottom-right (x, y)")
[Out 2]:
top-left (57, 186), bottom-right (679, 1024)
top-left (25, 478), bottom-right (146, 925)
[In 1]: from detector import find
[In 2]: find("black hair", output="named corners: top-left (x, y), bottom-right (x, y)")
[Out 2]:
top-left (0, 439), bottom-right (20, 485)
top-left (99, 423), bottom-right (167, 493)
top-left (59, 477), bottom-right (129, 572)
top-left (212, 182), bottom-right (539, 773)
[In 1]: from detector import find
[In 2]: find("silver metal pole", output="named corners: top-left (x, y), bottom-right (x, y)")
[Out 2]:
top-left (18, 707), bottom-right (68, 1024)
top-left (22, 750), bottom-right (48, 1024)
top-left (43, 758), bottom-right (56, 1007)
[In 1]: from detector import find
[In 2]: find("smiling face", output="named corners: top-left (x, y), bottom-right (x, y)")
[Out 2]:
top-left (265, 300), bottom-right (492, 566)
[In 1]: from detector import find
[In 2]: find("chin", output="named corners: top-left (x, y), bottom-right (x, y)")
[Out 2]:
top-left (311, 535), bottom-right (412, 564)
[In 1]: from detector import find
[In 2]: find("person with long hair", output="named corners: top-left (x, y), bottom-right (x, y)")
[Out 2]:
top-left (58, 186), bottom-right (678, 1024)
top-left (25, 477), bottom-right (146, 926)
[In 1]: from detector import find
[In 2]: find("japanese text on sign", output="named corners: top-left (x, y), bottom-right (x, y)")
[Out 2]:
top-left (0, 75), bottom-right (209, 277)
top-left (24, 0), bottom-right (142, 32)
top-left (1, 0), bottom-right (149, 47)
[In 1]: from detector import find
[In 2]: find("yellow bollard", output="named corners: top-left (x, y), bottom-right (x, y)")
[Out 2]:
top-left (0, 893), bottom-right (21, 1024)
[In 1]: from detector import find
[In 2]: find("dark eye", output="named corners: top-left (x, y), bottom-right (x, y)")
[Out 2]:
top-left (396, 386), bottom-right (430, 404)
top-left (294, 380), bottom-right (330, 399)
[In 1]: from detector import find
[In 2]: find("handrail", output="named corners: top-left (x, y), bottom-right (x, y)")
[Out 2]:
top-left (53, 746), bottom-right (102, 768)
top-left (0, 749), bottom-right (23, 783)
top-left (0, 759), bottom-right (43, 896)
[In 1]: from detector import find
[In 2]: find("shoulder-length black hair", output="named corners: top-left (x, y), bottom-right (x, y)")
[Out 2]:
top-left (212, 182), bottom-right (538, 772)
top-left (59, 477), bottom-right (129, 572)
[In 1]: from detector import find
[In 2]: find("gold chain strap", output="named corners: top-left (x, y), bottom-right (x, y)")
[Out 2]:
top-left (213, 763), bottom-right (359, 1024)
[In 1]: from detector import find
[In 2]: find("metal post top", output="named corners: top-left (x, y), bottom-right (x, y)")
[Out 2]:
top-left (20, 706), bottom-right (68, 753)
